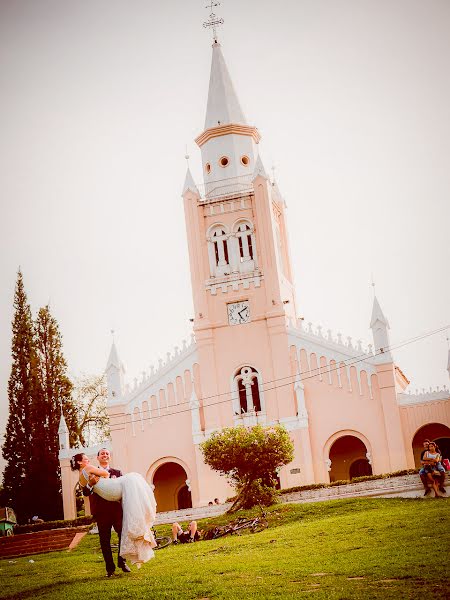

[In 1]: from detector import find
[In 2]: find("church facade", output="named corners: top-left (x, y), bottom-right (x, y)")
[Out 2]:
top-left (59, 40), bottom-right (450, 519)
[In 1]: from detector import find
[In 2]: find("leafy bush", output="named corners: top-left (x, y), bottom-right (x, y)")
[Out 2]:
top-left (201, 424), bottom-right (294, 512)
top-left (14, 515), bottom-right (94, 534)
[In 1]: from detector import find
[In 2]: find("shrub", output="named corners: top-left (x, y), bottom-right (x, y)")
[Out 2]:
top-left (201, 424), bottom-right (294, 512)
top-left (14, 515), bottom-right (94, 534)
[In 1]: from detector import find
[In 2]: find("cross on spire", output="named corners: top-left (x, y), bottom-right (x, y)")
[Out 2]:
top-left (203, 1), bottom-right (224, 43)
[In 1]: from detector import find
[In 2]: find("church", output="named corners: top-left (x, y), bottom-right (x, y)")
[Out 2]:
top-left (59, 32), bottom-right (450, 519)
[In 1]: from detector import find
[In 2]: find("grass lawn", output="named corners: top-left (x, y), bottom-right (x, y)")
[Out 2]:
top-left (1, 498), bottom-right (449, 599)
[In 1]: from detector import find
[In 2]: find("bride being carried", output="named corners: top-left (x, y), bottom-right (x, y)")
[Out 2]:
top-left (71, 453), bottom-right (157, 567)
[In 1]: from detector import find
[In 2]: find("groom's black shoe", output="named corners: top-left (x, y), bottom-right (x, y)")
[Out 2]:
top-left (106, 571), bottom-right (116, 578)
top-left (121, 564), bottom-right (131, 573)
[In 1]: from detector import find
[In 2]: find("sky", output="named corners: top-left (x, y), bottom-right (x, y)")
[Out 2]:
top-left (1, 0), bottom-right (449, 476)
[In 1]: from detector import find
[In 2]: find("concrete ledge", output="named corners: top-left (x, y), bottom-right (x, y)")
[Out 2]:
top-left (153, 474), bottom-right (449, 524)
top-left (280, 473), bottom-right (449, 505)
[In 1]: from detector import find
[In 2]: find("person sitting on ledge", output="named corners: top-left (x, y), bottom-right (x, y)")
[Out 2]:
top-left (172, 521), bottom-right (200, 544)
top-left (420, 439), bottom-right (432, 495)
top-left (421, 441), bottom-right (446, 497)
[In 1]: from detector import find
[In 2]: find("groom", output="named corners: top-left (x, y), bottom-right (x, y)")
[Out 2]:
top-left (82, 448), bottom-right (131, 577)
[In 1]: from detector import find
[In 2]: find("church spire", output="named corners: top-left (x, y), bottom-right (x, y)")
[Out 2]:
top-left (370, 296), bottom-right (389, 329)
top-left (106, 335), bottom-right (124, 404)
top-left (370, 296), bottom-right (392, 363)
top-left (196, 42), bottom-right (260, 185)
top-left (106, 339), bottom-right (121, 371)
top-left (182, 167), bottom-right (199, 196)
top-left (204, 41), bottom-right (247, 130)
top-left (58, 410), bottom-right (70, 451)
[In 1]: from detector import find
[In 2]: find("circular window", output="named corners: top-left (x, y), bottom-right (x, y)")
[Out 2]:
top-left (205, 163), bottom-right (211, 174)
top-left (219, 156), bottom-right (229, 168)
top-left (241, 155), bottom-right (250, 167)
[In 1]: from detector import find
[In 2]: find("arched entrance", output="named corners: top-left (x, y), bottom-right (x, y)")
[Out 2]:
top-left (412, 423), bottom-right (450, 467)
top-left (152, 462), bottom-right (192, 512)
top-left (328, 435), bottom-right (372, 482)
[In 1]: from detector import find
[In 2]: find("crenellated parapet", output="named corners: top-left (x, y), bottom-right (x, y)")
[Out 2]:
top-left (288, 318), bottom-right (378, 400)
top-left (59, 439), bottom-right (113, 461)
top-left (106, 335), bottom-right (201, 441)
top-left (398, 386), bottom-right (450, 406)
top-left (122, 334), bottom-right (198, 416)
top-left (288, 318), bottom-right (375, 363)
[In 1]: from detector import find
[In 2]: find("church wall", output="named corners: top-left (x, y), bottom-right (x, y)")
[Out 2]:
top-left (292, 346), bottom-right (392, 482)
top-left (399, 399), bottom-right (450, 468)
top-left (109, 358), bottom-right (237, 507)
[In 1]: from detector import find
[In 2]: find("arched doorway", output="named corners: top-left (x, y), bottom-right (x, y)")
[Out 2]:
top-left (328, 435), bottom-right (372, 482)
top-left (412, 423), bottom-right (450, 467)
top-left (152, 462), bottom-right (191, 512)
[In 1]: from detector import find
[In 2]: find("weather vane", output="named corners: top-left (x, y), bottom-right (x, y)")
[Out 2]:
top-left (203, 1), bottom-right (224, 43)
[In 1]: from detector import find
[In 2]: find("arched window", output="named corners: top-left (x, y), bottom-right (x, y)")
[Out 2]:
top-left (207, 225), bottom-right (231, 277)
top-left (237, 223), bottom-right (253, 261)
top-left (234, 366), bottom-right (261, 413)
top-left (233, 220), bottom-right (257, 274)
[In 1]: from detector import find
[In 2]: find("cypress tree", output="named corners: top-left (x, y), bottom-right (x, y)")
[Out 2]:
top-left (2, 270), bottom-right (38, 521)
top-left (31, 306), bottom-right (74, 521)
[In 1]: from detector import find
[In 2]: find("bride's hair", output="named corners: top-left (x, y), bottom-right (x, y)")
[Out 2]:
top-left (70, 453), bottom-right (84, 471)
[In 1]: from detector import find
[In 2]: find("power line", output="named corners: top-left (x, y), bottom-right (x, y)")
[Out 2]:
top-left (120, 323), bottom-right (449, 412)
top-left (107, 323), bottom-right (449, 432)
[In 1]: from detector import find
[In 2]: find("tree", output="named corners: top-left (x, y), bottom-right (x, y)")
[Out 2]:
top-left (70, 374), bottom-right (110, 448)
top-left (200, 424), bottom-right (294, 512)
top-left (1, 270), bottom-right (39, 520)
top-left (30, 305), bottom-right (74, 521)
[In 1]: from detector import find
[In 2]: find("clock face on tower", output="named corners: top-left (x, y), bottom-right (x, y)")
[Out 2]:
top-left (227, 301), bottom-right (250, 326)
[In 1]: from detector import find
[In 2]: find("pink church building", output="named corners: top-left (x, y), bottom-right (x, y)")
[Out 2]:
top-left (59, 39), bottom-right (450, 519)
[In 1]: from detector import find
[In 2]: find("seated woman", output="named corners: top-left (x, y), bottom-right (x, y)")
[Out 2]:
top-left (71, 453), bottom-right (157, 566)
top-left (422, 442), bottom-right (445, 497)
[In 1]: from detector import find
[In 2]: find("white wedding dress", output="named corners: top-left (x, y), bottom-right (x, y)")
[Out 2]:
top-left (91, 472), bottom-right (157, 565)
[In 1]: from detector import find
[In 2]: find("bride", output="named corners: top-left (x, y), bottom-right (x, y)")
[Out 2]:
top-left (71, 452), bottom-right (157, 566)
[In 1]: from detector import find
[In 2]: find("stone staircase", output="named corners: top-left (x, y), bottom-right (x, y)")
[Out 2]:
top-left (0, 526), bottom-right (89, 559)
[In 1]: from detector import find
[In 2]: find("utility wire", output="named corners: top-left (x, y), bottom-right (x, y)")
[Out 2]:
top-left (107, 323), bottom-right (449, 432)
top-left (118, 323), bottom-right (449, 412)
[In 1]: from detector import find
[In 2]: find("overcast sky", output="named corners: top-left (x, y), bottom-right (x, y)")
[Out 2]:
top-left (1, 1), bottom-right (449, 475)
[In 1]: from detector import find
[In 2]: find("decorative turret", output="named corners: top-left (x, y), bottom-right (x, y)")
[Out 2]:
top-left (182, 167), bottom-right (199, 197)
top-left (370, 296), bottom-right (393, 363)
top-left (106, 340), bottom-right (125, 404)
top-left (252, 154), bottom-right (268, 181)
top-left (195, 41), bottom-right (261, 185)
top-left (58, 411), bottom-right (70, 451)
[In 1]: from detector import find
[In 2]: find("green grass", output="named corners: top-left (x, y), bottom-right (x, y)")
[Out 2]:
top-left (1, 498), bottom-right (449, 599)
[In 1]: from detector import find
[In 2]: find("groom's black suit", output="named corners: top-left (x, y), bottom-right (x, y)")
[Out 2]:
top-left (83, 466), bottom-right (126, 575)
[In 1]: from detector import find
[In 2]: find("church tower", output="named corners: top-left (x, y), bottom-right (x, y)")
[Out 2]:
top-left (182, 32), bottom-right (304, 470)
